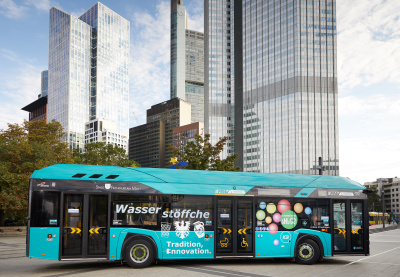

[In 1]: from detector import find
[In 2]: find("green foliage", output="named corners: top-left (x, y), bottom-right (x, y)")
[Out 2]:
top-left (367, 187), bottom-right (382, 212)
top-left (73, 142), bottom-right (139, 167)
top-left (0, 120), bottom-right (73, 225)
top-left (170, 134), bottom-right (240, 171)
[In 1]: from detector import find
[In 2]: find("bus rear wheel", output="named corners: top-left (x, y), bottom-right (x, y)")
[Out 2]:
top-left (125, 239), bottom-right (154, 268)
top-left (295, 239), bottom-right (320, 265)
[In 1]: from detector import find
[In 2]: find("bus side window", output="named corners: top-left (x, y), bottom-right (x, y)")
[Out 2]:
top-left (31, 191), bottom-right (60, 227)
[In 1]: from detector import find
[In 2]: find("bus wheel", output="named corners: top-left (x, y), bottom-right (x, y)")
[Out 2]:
top-left (125, 240), bottom-right (154, 268)
top-left (295, 239), bottom-right (320, 265)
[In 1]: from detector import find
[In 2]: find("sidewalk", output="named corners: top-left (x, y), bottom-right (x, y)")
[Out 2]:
top-left (369, 222), bottom-right (400, 233)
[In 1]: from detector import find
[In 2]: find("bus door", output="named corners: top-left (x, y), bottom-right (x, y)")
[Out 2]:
top-left (215, 197), bottom-right (253, 257)
top-left (61, 194), bottom-right (108, 259)
top-left (332, 200), bottom-right (368, 255)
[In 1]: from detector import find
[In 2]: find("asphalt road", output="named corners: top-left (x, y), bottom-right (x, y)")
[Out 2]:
top-left (1, 228), bottom-right (399, 277)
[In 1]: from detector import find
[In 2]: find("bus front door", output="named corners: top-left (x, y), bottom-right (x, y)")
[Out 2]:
top-left (61, 194), bottom-right (108, 259)
top-left (216, 197), bottom-right (253, 257)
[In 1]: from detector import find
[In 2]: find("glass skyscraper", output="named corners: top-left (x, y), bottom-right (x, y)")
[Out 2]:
top-left (47, 3), bottom-right (129, 150)
top-left (171, 0), bottom-right (205, 124)
top-left (205, 0), bottom-right (339, 175)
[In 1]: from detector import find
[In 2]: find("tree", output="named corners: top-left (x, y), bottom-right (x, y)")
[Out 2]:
top-left (0, 120), bottom-right (73, 226)
top-left (170, 134), bottom-right (240, 171)
top-left (367, 187), bottom-right (382, 212)
top-left (73, 142), bottom-right (139, 167)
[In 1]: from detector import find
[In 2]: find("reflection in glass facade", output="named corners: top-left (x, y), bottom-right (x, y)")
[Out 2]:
top-left (41, 70), bottom-right (48, 97)
top-left (47, 3), bottom-right (129, 150)
top-left (206, 0), bottom-right (339, 175)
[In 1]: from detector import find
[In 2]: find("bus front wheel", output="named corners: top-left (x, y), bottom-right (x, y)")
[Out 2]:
top-left (295, 239), bottom-right (320, 265)
top-left (125, 239), bottom-right (154, 268)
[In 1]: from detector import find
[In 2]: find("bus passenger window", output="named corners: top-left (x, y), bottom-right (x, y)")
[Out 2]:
top-left (31, 191), bottom-right (60, 227)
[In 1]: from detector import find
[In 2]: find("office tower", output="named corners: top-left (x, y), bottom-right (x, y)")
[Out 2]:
top-left (41, 70), bottom-right (48, 97)
top-left (129, 98), bottom-right (191, 168)
top-left (204, 0), bottom-right (235, 159)
top-left (171, 0), bottom-right (204, 124)
top-left (205, 0), bottom-right (339, 175)
top-left (47, 3), bottom-right (129, 150)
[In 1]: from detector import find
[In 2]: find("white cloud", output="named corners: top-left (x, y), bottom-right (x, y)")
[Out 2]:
top-left (0, 49), bottom-right (42, 130)
top-left (24, 0), bottom-right (51, 12)
top-left (337, 0), bottom-right (400, 91)
top-left (129, 1), bottom-right (172, 125)
top-left (0, 0), bottom-right (28, 18)
top-left (337, 0), bottom-right (400, 183)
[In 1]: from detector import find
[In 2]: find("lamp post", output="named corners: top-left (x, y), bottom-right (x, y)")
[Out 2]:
top-left (381, 188), bottom-right (385, 228)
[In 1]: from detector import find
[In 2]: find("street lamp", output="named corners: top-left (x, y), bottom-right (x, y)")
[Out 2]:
top-left (381, 188), bottom-right (385, 228)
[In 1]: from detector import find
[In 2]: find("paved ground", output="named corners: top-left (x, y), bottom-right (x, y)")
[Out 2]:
top-left (0, 226), bottom-right (399, 277)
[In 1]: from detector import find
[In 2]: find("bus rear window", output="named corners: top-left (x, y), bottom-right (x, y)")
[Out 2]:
top-left (31, 191), bottom-right (60, 227)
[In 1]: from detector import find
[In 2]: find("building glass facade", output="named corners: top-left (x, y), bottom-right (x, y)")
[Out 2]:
top-left (41, 70), bottom-right (48, 97)
top-left (205, 0), bottom-right (235, 158)
top-left (47, 3), bottom-right (129, 150)
top-left (206, 0), bottom-right (338, 175)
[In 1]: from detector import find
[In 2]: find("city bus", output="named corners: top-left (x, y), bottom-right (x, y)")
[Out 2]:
top-left (26, 164), bottom-right (369, 267)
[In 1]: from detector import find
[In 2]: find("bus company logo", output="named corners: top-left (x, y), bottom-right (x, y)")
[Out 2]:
top-left (37, 182), bottom-right (49, 187)
top-left (174, 221), bottom-right (190, 239)
top-left (105, 183), bottom-right (111, 190)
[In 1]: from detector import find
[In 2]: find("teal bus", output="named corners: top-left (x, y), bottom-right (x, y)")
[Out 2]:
top-left (26, 164), bottom-right (369, 267)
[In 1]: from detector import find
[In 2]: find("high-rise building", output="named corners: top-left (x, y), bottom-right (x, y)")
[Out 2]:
top-left (172, 121), bottom-right (204, 153)
top-left (171, 0), bottom-right (204, 124)
top-left (205, 0), bottom-right (339, 176)
top-left (129, 98), bottom-right (191, 168)
top-left (22, 70), bottom-right (49, 122)
top-left (47, 3), bottom-right (130, 150)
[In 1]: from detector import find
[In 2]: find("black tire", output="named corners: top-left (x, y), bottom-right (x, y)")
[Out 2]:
top-left (125, 239), bottom-right (154, 268)
top-left (295, 239), bottom-right (320, 265)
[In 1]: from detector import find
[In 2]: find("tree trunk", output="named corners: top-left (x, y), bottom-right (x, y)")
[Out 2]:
top-left (0, 209), bottom-right (5, 226)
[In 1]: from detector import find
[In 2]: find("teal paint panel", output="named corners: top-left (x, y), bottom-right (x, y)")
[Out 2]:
top-left (295, 188), bottom-right (317, 198)
top-left (29, 227), bottom-right (60, 260)
top-left (31, 164), bottom-right (365, 191)
top-left (255, 231), bottom-right (293, 258)
top-left (291, 229), bottom-right (332, 257)
top-left (157, 231), bottom-right (214, 259)
top-left (109, 228), bottom-right (163, 260)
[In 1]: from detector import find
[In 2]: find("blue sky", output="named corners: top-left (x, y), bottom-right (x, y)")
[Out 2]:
top-left (0, 0), bottom-right (399, 184)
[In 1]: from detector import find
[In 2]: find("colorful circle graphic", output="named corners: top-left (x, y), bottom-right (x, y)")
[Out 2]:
top-left (273, 213), bottom-right (281, 223)
top-left (266, 203), bottom-right (276, 214)
top-left (277, 199), bottom-right (291, 213)
top-left (259, 202), bottom-right (266, 210)
top-left (294, 203), bottom-right (303, 213)
top-left (280, 210), bottom-right (298, 229)
top-left (273, 239), bottom-right (280, 246)
top-left (305, 207), bottom-right (312, 215)
top-left (265, 216), bottom-right (272, 224)
top-left (256, 210), bottom-right (266, 221)
top-left (268, 223), bottom-right (278, 235)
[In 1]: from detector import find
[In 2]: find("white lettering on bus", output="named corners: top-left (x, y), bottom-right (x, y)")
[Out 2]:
top-left (115, 205), bottom-right (210, 219)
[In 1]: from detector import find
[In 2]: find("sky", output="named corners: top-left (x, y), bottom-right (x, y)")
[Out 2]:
top-left (0, 0), bottom-right (399, 185)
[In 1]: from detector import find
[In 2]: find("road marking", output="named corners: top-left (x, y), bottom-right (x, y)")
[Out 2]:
top-left (176, 265), bottom-right (272, 277)
top-left (313, 246), bottom-right (400, 277)
top-left (369, 240), bottom-right (400, 243)
top-left (359, 261), bottom-right (400, 266)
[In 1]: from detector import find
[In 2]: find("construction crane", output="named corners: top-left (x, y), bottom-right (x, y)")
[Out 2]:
top-left (132, 112), bottom-right (140, 126)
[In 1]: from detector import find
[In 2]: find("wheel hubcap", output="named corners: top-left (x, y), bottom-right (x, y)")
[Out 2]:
top-left (131, 244), bottom-right (149, 263)
top-left (299, 244), bottom-right (313, 260)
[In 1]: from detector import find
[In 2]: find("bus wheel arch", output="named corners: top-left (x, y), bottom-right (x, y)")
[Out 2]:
top-left (294, 234), bottom-right (323, 265)
top-left (122, 234), bottom-right (157, 268)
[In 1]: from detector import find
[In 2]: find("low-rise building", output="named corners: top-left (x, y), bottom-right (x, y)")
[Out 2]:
top-left (364, 177), bottom-right (400, 215)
